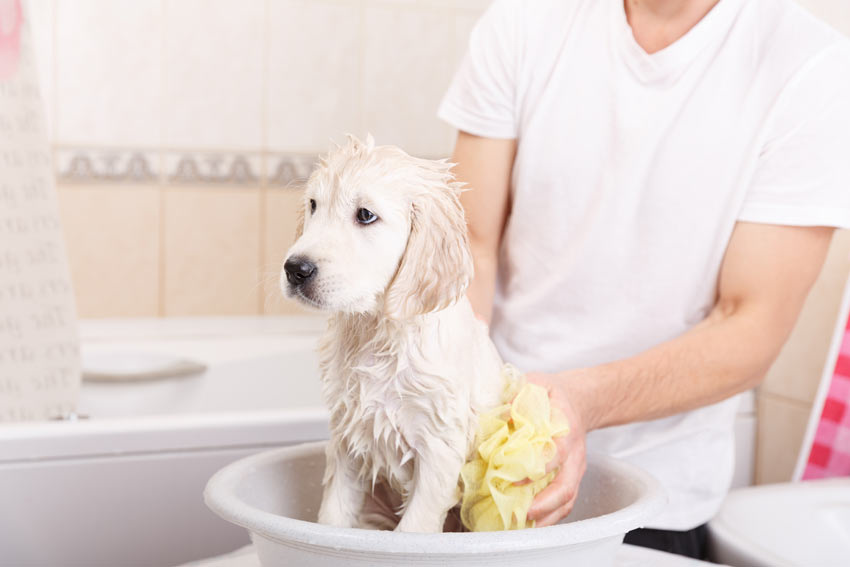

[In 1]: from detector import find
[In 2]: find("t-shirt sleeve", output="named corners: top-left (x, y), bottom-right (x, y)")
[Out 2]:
top-left (738, 44), bottom-right (850, 228)
top-left (438, 0), bottom-right (520, 139)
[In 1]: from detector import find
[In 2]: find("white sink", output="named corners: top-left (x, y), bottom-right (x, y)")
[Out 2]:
top-left (707, 478), bottom-right (850, 566)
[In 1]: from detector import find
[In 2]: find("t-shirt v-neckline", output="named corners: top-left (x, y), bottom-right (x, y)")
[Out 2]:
top-left (611, 0), bottom-right (746, 85)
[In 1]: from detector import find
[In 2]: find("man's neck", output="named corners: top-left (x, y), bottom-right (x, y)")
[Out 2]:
top-left (624, 0), bottom-right (722, 54)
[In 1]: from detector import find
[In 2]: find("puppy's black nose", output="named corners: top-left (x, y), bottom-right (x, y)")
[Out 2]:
top-left (284, 257), bottom-right (317, 286)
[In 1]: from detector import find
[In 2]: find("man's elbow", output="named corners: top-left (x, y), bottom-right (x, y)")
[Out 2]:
top-left (711, 296), bottom-right (803, 391)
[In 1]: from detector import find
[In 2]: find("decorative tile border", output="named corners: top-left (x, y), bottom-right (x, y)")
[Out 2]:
top-left (54, 148), bottom-right (443, 188)
top-left (163, 152), bottom-right (262, 186)
top-left (53, 148), bottom-right (319, 188)
top-left (56, 149), bottom-right (158, 184)
top-left (266, 154), bottom-right (316, 188)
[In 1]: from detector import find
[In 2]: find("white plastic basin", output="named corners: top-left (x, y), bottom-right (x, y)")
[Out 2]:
top-left (204, 441), bottom-right (666, 567)
top-left (707, 478), bottom-right (850, 567)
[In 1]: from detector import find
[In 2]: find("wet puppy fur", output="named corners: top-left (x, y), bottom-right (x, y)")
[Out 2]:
top-left (282, 135), bottom-right (504, 533)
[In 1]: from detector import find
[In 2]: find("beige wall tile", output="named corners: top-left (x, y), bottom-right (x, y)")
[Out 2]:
top-left (794, 0), bottom-right (850, 36)
top-left (55, 0), bottom-right (162, 146)
top-left (444, 9), bottom-right (484, 151)
top-left (263, 188), bottom-right (310, 315)
top-left (57, 185), bottom-right (160, 318)
top-left (453, 7), bottom-right (483, 66)
top-left (163, 187), bottom-right (261, 315)
top-left (755, 392), bottom-right (813, 484)
top-left (163, 0), bottom-right (265, 150)
top-left (363, 2), bottom-right (455, 157)
top-left (267, 0), bottom-right (363, 153)
top-left (761, 230), bottom-right (850, 404)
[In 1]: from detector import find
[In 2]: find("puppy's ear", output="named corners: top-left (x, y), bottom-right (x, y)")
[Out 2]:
top-left (384, 167), bottom-right (473, 320)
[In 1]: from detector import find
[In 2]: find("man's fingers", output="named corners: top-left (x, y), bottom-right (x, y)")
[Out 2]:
top-left (533, 498), bottom-right (576, 528)
top-left (544, 438), bottom-right (567, 474)
top-left (534, 464), bottom-right (580, 528)
top-left (527, 463), bottom-right (575, 520)
top-left (528, 447), bottom-right (586, 523)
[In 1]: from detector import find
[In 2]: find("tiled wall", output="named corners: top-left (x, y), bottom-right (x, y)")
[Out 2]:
top-left (22, 0), bottom-right (850, 485)
top-left (26, 0), bottom-right (491, 317)
top-left (757, 232), bottom-right (850, 483)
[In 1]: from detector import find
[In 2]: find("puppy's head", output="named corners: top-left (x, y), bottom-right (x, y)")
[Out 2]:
top-left (281, 135), bottom-right (472, 319)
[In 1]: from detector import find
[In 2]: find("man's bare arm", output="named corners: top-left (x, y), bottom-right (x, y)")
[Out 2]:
top-left (451, 131), bottom-right (517, 322)
top-left (565, 222), bottom-right (834, 430)
top-left (528, 222), bottom-right (834, 525)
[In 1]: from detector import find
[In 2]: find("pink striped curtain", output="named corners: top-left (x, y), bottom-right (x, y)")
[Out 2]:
top-left (802, 316), bottom-right (850, 479)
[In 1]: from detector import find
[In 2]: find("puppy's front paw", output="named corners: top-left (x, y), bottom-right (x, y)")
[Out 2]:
top-left (395, 514), bottom-right (445, 534)
top-left (318, 498), bottom-right (356, 528)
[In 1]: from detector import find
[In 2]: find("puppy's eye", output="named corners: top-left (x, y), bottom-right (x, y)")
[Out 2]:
top-left (309, 199), bottom-right (317, 214)
top-left (356, 208), bottom-right (378, 225)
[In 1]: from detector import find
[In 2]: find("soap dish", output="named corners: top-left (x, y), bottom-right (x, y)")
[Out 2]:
top-left (82, 352), bottom-right (208, 382)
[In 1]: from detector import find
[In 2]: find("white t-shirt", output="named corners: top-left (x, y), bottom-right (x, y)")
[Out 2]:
top-left (439, 0), bottom-right (850, 529)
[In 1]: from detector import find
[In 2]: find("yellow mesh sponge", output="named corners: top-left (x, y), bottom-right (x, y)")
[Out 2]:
top-left (460, 365), bottom-right (570, 532)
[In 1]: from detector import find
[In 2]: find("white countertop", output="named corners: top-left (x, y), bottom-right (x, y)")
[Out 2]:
top-left (181, 544), bottom-right (722, 567)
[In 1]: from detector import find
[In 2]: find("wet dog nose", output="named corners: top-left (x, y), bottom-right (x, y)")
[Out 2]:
top-left (284, 257), bottom-right (317, 286)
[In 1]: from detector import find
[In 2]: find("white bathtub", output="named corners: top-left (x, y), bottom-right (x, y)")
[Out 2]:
top-left (0, 317), bottom-right (330, 567)
top-left (0, 316), bottom-right (757, 567)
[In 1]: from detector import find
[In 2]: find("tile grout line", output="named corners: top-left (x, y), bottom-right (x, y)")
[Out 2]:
top-left (50, 0), bottom-right (57, 150)
top-left (358, 0), bottom-right (367, 138)
top-left (448, 3), bottom-right (460, 153)
top-left (158, 0), bottom-right (167, 317)
top-left (259, 0), bottom-right (271, 316)
top-left (758, 389), bottom-right (817, 409)
top-left (51, 145), bottom-right (321, 169)
top-left (49, 0), bottom-right (57, 184)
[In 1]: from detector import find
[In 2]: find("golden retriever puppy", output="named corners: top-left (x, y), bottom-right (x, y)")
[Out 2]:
top-left (282, 135), bottom-right (505, 533)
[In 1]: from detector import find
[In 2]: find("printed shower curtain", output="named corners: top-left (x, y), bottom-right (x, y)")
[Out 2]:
top-left (0, 0), bottom-right (81, 421)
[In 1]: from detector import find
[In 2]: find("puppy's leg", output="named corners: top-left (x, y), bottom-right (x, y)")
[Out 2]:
top-left (318, 446), bottom-right (366, 528)
top-left (395, 442), bottom-right (464, 533)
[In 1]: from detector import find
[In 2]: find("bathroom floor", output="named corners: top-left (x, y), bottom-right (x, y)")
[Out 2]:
top-left (181, 544), bottom-right (724, 567)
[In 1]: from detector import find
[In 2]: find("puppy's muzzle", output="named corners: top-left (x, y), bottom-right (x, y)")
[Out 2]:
top-left (284, 256), bottom-right (318, 287)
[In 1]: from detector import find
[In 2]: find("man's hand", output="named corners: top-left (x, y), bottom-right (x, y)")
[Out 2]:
top-left (522, 224), bottom-right (834, 527)
top-left (525, 371), bottom-right (589, 527)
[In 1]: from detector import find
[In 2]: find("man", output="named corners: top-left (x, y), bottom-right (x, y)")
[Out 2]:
top-left (439, 0), bottom-right (850, 558)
